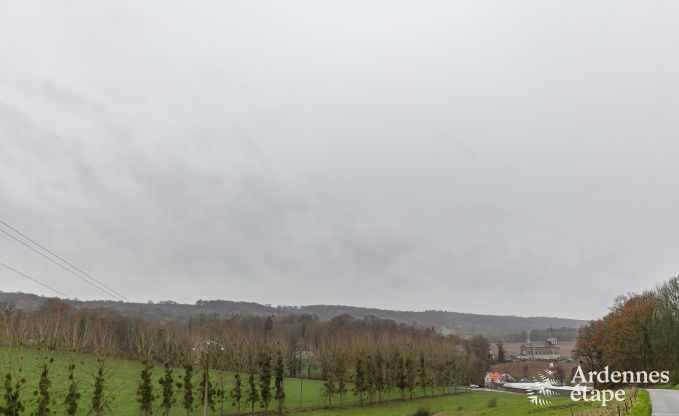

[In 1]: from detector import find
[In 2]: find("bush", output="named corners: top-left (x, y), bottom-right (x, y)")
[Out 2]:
top-left (412, 408), bottom-right (431, 416)
top-left (487, 396), bottom-right (498, 408)
top-left (456, 404), bottom-right (464, 412)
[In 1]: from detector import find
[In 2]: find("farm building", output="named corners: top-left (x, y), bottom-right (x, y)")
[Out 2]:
top-left (519, 334), bottom-right (560, 360)
top-left (484, 371), bottom-right (503, 387)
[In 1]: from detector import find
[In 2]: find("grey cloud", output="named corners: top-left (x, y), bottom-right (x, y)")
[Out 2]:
top-left (2, 1), bottom-right (679, 319)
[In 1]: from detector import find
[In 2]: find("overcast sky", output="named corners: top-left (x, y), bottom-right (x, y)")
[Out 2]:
top-left (1, 1), bottom-right (679, 319)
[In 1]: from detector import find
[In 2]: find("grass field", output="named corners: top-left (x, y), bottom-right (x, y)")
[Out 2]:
top-left (0, 347), bottom-right (604, 416)
top-left (300, 392), bottom-right (603, 416)
top-left (1, 347), bottom-right (332, 415)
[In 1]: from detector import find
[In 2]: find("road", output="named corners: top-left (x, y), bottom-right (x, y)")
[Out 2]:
top-left (648, 389), bottom-right (679, 416)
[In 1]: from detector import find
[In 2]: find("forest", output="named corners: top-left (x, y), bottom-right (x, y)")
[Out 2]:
top-left (574, 276), bottom-right (679, 386)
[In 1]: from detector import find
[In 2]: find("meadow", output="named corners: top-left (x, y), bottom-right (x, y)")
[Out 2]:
top-left (1, 347), bottom-right (610, 416)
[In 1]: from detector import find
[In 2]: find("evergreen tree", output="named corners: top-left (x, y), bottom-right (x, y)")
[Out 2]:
top-left (383, 355), bottom-right (392, 399)
top-left (245, 372), bottom-right (259, 416)
top-left (396, 355), bottom-right (406, 400)
top-left (352, 355), bottom-right (365, 405)
top-left (181, 364), bottom-right (195, 416)
top-left (229, 373), bottom-right (242, 416)
top-left (0, 367), bottom-right (25, 416)
top-left (35, 357), bottom-right (54, 416)
top-left (321, 365), bottom-right (336, 407)
top-left (198, 361), bottom-right (216, 413)
top-left (447, 359), bottom-right (456, 395)
top-left (388, 349), bottom-right (400, 398)
top-left (258, 348), bottom-right (272, 412)
top-left (91, 358), bottom-right (110, 416)
top-left (217, 374), bottom-right (225, 416)
top-left (64, 362), bottom-right (80, 416)
top-left (137, 360), bottom-right (154, 416)
top-left (405, 356), bottom-right (416, 400)
top-left (273, 351), bottom-right (285, 415)
top-left (365, 354), bottom-right (376, 403)
top-left (336, 356), bottom-right (347, 405)
top-left (497, 342), bottom-right (506, 363)
top-left (374, 352), bottom-right (385, 402)
top-left (417, 354), bottom-right (427, 398)
top-left (158, 362), bottom-right (174, 416)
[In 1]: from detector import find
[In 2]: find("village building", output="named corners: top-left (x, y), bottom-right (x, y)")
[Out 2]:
top-left (484, 371), bottom-right (503, 387)
top-left (519, 333), bottom-right (560, 360)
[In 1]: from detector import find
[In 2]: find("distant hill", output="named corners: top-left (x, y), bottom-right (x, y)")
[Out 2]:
top-left (0, 291), bottom-right (587, 339)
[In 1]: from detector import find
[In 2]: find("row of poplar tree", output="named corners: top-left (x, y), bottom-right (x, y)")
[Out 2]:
top-left (0, 299), bottom-right (489, 415)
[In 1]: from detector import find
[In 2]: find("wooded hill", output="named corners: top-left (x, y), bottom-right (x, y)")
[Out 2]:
top-left (0, 291), bottom-right (586, 339)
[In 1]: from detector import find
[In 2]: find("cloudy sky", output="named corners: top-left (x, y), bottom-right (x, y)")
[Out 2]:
top-left (1, 1), bottom-right (679, 319)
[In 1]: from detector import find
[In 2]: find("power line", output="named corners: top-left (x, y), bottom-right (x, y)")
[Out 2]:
top-left (0, 226), bottom-right (125, 301)
top-left (0, 218), bottom-right (130, 301)
top-left (0, 260), bottom-right (71, 299)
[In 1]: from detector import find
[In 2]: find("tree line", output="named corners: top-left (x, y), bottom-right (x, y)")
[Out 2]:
top-left (574, 276), bottom-right (679, 387)
top-left (0, 300), bottom-right (490, 415)
top-left (502, 327), bottom-right (579, 343)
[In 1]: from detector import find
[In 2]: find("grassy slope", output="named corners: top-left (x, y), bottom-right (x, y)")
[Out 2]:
top-left (1, 347), bottom-right (601, 416)
top-left (1, 347), bottom-right (331, 415)
top-left (628, 389), bottom-right (651, 416)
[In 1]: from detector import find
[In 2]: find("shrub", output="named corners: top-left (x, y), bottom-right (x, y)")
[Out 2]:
top-left (487, 396), bottom-right (498, 408)
top-left (412, 407), bottom-right (431, 416)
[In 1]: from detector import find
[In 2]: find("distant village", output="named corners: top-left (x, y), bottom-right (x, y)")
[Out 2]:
top-left (483, 331), bottom-right (581, 393)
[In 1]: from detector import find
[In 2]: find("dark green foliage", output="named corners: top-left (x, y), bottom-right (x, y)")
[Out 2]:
top-left (395, 355), bottom-right (406, 399)
top-left (245, 372), bottom-right (259, 416)
top-left (264, 316), bottom-right (274, 334)
top-left (335, 355), bottom-right (347, 405)
top-left (216, 370), bottom-right (226, 416)
top-left (181, 365), bottom-right (194, 416)
top-left (158, 362), bottom-right (174, 416)
top-left (412, 408), bottom-right (431, 416)
top-left (373, 352), bottom-right (385, 402)
top-left (257, 348), bottom-right (272, 411)
top-left (321, 365), bottom-right (336, 407)
top-left (273, 351), bottom-right (285, 415)
top-left (0, 370), bottom-right (26, 416)
top-left (64, 362), bottom-right (80, 416)
top-left (137, 360), bottom-right (155, 416)
top-left (91, 358), bottom-right (109, 416)
top-left (198, 362), bottom-right (216, 413)
top-left (417, 354), bottom-right (427, 396)
top-left (229, 373), bottom-right (242, 415)
top-left (496, 342), bottom-right (506, 362)
top-left (405, 356), bottom-right (416, 400)
top-left (487, 396), bottom-right (498, 408)
top-left (365, 354), bottom-right (376, 403)
top-left (462, 335), bottom-right (491, 385)
top-left (353, 355), bottom-right (366, 405)
top-left (35, 357), bottom-right (54, 416)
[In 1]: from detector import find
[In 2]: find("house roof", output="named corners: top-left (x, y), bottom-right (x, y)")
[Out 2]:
top-left (485, 371), bottom-right (502, 382)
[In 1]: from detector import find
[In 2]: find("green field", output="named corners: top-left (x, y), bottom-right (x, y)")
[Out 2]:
top-left (627, 389), bottom-right (650, 416)
top-left (0, 347), bottom-right (608, 416)
top-left (300, 392), bottom-right (606, 416)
